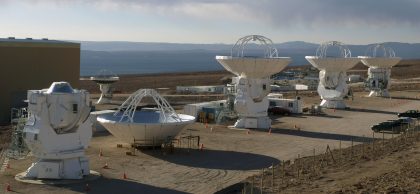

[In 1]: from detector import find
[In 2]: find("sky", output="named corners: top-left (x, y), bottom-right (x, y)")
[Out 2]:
top-left (0, 0), bottom-right (420, 44)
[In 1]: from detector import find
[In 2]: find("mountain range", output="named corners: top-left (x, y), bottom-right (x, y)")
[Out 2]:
top-left (78, 41), bottom-right (420, 76)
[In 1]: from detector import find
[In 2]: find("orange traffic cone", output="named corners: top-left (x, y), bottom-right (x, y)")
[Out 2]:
top-left (85, 183), bottom-right (90, 192)
top-left (103, 163), bottom-right (109, 169)
top-left (6, 183), bottom-right (11, 192)
top-left (246, 130), bottom-right (250, 135)
top-left (123, 172), bottom-right (127, 179)
top-left (205, 122), bottom-right (208, 129)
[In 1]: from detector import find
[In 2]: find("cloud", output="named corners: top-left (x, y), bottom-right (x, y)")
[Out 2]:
top-left (258, 0), bottom-right (420, 28)
top-left (83, 0), bottom-right (420, 28)
top-left (2, 0), bottom-right (420, 28)
top-left (86, 0), bottom-right (258, 23)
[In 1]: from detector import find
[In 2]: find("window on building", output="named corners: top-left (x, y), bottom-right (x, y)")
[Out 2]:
top-left (269, 101), bottom-right (276, 107)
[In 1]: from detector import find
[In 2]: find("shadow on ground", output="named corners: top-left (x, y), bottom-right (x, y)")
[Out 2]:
top-left (57, 177), bottom-right (186, 194)
top-left (343, 108), bottom-right (398, 115)
top-left (144, 149), bottom-right (279, 170)
top-left (92, 130), bottom-right (111, 137)
top-left (301, 114), bottom-right (343, 119)
top-left (271, 114), bottom-right (342, 120)
top-left (389, 96), bottom-right (420, 101)
top-left (263, 128), bottom-right (378, 143)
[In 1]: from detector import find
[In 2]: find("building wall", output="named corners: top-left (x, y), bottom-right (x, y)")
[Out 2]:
top-left (176, 85), bottom-right (225, 94)
top-left (0, 40), bottom-right (80, 124)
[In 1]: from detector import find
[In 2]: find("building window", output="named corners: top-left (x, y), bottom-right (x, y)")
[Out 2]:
top-left (73, 104), bottom-right (78, 113)
top-left (288, 102), bottom-right (293, 107)
top-left (269, 101), bottom-right (276, 107)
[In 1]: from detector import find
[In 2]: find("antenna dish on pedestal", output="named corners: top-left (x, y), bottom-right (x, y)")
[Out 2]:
top-left (90, 69), bottom-right (119, 104)
top-left (358, 44), bottom-right (401, 97)
top-left (358, 44), bottom-right (401, 68)
top-left (305, 41), bottom-right (360, 109)
top-left (215, 35), bottom-right (291, 129)
top-left (97, 89), bottom-right (195, 146)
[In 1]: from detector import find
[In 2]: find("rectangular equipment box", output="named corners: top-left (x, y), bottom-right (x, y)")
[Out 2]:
top-left (245, 118), bottom-right (258, 128)
top-left (38, 161), bottom-right (60, 179)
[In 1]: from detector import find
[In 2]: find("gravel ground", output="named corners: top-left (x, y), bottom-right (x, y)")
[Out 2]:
top-left (1, 64), bottom-right (420, 194)
top-left (1, 90), bottom-right (420, 194)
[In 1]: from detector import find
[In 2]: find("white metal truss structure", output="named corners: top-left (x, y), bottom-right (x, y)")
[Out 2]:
top-left (1, 108), bottom-right (29, 174)
top-left (231, 35), bottom-right (278, 58)
top-left (115, 89), bottom-right (181, 123)
top-left (9, 108), bottom-right (29, 159)
top-left (316, 41), bottom-right (352, 58)
top-left (365, 44), bottom-right (396, 58)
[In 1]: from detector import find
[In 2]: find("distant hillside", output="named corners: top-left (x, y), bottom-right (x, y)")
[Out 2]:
top-left (79, 40), bottom-right (420, 58)
top-left (78, 41), bottom-right (420, 76)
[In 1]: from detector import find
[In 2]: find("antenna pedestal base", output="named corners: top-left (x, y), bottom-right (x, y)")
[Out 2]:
top-left (234, 116), bottom-right (271, 129)
top-left (368, 90), bottom-right (390, 97)
top-left (320, 99), bottom-right (346, 109)
top-left (23, 157), bottom-right (90, 179)
top-left (97, 83), bottom-right (113, 104)
top-left (97, 95), bottom-right (112, 104)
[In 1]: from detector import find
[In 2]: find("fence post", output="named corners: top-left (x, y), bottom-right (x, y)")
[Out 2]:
top-left (339, 140), bottom-right (342, 162)
top-left (282, 160), bottom-right (285, 185)
top-left (372, 132), bottom-right (375, 153)
top-left (260, 168), bottom-right (264, 194)
top-left (361, 137), bottom-right (364, 158)
top-left (382, 132), bottom-right (385, 148)
top-left (251, 176), bottom-right (254, 194)
top-left (271, 163), bottom-right (274, 191)
top-left (297, 154), bottom-right (301, 180)
top-left (351, 138), bottom-right (354, 159)
top-left (313, 148), bottom-right (316, 173)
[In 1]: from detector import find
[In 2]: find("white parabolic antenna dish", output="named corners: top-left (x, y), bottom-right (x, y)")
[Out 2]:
top-left (97, 89), bottom-right (195, 146)
top-left (216, 57), bottom-right (291, 79)
top-left (216, 35), bottom-right (291, 78)
top-left (305, 57), bottom-right (360, 72)
top-left (358, 57), bottom-right (401, 68)
top-left (305, 41), bottom-right (360, 71)
top-left (358, 44), bottom-right (401, 68)
top-left (90, 69), bottom-right (119, 83)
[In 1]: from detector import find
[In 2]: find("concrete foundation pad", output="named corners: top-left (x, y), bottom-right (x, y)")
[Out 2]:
top-left (227, 126), bottom-right (249, 131)
top-left (15, 170), bottom-right (101, 185)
